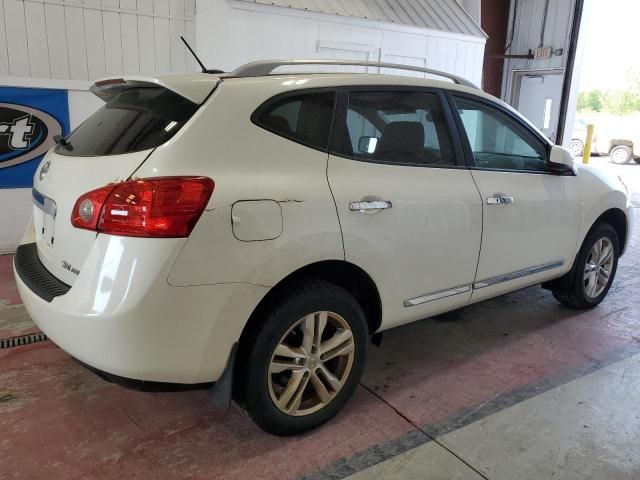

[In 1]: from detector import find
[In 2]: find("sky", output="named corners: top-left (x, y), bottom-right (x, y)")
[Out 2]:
top-left (578, 0), bottom-right (640, 92)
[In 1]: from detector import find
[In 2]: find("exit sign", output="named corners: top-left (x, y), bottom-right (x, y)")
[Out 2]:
top-left (534, 46), bottom-right (553, 60)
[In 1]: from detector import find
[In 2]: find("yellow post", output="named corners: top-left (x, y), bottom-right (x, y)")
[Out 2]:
top-left (583, 124), bottom-right (594, 164)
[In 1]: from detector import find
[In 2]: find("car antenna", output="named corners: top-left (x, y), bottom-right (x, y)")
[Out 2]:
top-left (180, 36), bottom-right (224, 74)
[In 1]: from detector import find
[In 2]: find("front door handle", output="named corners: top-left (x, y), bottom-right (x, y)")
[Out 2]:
top-left (349, 200), bottom-right (393, 212)
top-left (487, 194), bottom-right (514, 205)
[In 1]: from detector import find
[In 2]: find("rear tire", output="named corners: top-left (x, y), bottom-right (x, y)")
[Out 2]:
top-left (551, 223), bottom-right (619, 309)
top-left (237, 279), bottom-right (368, 436)
top-left (570, 139), bottom-right (584, 157)
top-left (610, 145), bottom-right (632, 164)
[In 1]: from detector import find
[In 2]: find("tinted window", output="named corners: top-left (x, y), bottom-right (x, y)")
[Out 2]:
top-left (256, 92), bottom-right (335, 150)
top-left (57, 87), bottom-right (199, 157)
top-left (453, 96), bottom-right (548, 172)
top-left (335, 90), bottom-right (456, 167)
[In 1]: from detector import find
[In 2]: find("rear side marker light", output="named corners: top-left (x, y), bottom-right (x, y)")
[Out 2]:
top-left (71, 177), bottom-right (214, 238)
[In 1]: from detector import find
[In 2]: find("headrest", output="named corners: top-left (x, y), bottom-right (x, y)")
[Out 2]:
top-left (377, 122), bottom-right (425, 155)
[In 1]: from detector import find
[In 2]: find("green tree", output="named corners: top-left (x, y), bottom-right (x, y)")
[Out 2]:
top-left (577, 88), bottom-right (640, 115)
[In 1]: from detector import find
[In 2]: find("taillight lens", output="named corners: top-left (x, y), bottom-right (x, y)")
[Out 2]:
top-left (71, 177), bottom-right (214, 238)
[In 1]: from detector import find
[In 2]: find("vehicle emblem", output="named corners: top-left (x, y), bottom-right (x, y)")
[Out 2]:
top-left (39, 160), bottom-right (51, 181)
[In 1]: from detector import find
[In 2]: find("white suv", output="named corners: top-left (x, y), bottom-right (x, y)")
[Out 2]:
top-left (14, 60), bottom-right (634, 436)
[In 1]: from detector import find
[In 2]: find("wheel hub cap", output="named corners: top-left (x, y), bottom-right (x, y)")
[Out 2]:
top-left (268, 311), bottom-right (355, 416)
top-left (584, 237), bottom-right (614, 299)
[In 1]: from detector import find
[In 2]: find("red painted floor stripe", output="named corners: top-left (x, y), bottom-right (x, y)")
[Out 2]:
top-left (0, 343), bottom-right (414, 480)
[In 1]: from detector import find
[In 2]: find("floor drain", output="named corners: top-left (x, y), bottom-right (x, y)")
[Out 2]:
top-left (0, 332), bottom-right (48, 349)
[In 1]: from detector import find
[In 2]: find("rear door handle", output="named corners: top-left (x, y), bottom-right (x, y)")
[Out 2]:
top-left (349, 200), bottom-right (393, 212)
top-left (487, 194), bottom-right (514, 205)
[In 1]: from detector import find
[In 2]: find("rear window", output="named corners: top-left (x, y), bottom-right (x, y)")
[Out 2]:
top-left (56, 87), bottom-right (199, 156)
top-left (254, 91), bottom-right (335, 151)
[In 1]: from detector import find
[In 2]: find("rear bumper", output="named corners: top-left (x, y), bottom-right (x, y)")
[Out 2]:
top-left (14, 234), bottom-right (269, 384)
top-left (14, 243), bottom-right (70, 302)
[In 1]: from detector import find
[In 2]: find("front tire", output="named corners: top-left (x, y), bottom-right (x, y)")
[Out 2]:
top-left (610, 145), bottom-right (632, 164)
top-left (237, 279), bottom-right (368, 436)
top-left (552, 223), bottom-right (619, 309)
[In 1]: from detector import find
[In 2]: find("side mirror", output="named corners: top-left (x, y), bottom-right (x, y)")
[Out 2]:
top-left (358, 136), bottom-right (379, 154)
top-left (549, 145), bottom-right (576, 173)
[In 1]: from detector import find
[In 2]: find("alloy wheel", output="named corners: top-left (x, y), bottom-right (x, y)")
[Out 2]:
top-left (268, 311), bottom-right (355, 416)
top-left (583, 237), bottom-right (614, 299)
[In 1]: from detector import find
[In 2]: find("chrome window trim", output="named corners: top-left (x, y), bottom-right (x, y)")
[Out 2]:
top-left (404, 284), bottom-right (472, 307)
top-left (473, 260), bottom-right (565, 289)
top-left (32, 188), bottom-right (57, 218)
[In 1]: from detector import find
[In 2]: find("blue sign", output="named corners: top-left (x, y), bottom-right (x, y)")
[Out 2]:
top-left (0, 87), bottom-right (69, 188)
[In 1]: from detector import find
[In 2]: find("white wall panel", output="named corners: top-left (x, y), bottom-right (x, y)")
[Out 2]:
top-left (44, 4), bottom-right (70, 79)
top-left (5, 0), bottom-right (30, 76)
top-left (84, 8), bottom-right (106, 79)
top-left (169, 18), bottom-right (186, 73)
top-left (28, 5), bottom-right (53, 77)
top-left (0, 1), bottom-right (9, 75)
top-left (137, 0), bottom-right (153, 14)
top-left (0, 0), bottom-right (196, 81)
top-left (65, 6), bottom-right (89, 79)
top-left (0, 189), bottom-right (31, 254)
top-left (103, 11), bottom-right (123, 75)
top-left (137, 15), bottom-right (155, 74)
top-left (155, 0), bottom-right (170, 16)
top-left (120, 13), bottom-right (140, 74)
top-left (185, 0), bottom-right (195, 16)
top-left (154, 17), bottom-right (171, 74)
top-left (119, 0), bottom-right (136, 9)
top-left (184, 16), bottom-right (197, 71)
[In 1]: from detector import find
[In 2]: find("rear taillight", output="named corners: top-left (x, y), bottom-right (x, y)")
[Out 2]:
top-left (71, 177), bottom-right (214, 238)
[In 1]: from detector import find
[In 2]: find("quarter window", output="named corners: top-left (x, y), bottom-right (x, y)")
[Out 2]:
top-left (453, 96), bottom-right (548, 172)
top-left (335, 91), bottom-right (456, 167)
top-left (255, 92), bottom-right (335, 150)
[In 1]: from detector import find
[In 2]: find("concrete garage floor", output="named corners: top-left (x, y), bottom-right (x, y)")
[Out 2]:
top-left (1, 161), bottom-right (639, 480)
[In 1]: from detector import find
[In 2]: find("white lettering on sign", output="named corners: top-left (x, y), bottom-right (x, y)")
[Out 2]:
top-left (0, 115), bottom-right (35, 149)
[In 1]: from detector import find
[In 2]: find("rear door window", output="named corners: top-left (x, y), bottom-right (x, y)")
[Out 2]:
top-left (254, 91), bottom-right (336, 151)
top-left (334, 90), bottom-right (457, 167)
top-left (57, 87), bottom-right (199, 156)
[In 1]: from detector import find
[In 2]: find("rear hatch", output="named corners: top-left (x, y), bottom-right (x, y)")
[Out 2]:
top-left (32, 75), bottom-right (218, 285)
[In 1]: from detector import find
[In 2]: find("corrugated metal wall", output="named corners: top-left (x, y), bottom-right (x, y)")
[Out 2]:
top-left (501, 0), bottom-right (575, 101)
top-left (0, 0), bottom-right (197, 81)
top-left (237, 0), bottom-right (485, 37)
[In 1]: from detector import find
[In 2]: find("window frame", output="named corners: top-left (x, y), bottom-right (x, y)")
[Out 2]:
top-left (251, 87), bottom-right (338, 153)
top-left (329, 85), bottom-right (468, 169)
top-left (446, 91), bottom-right (574, 176)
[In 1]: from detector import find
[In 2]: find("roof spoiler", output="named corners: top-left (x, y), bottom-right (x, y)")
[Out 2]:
top-left (90, 75), bottom-right (220, 104)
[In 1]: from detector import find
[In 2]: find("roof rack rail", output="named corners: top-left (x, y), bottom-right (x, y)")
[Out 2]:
top-left (226, 59), bottom-right (479, 89)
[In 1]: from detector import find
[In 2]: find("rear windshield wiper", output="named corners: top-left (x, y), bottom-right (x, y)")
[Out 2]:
top-left (53, 135), bottom-right (73, 150)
